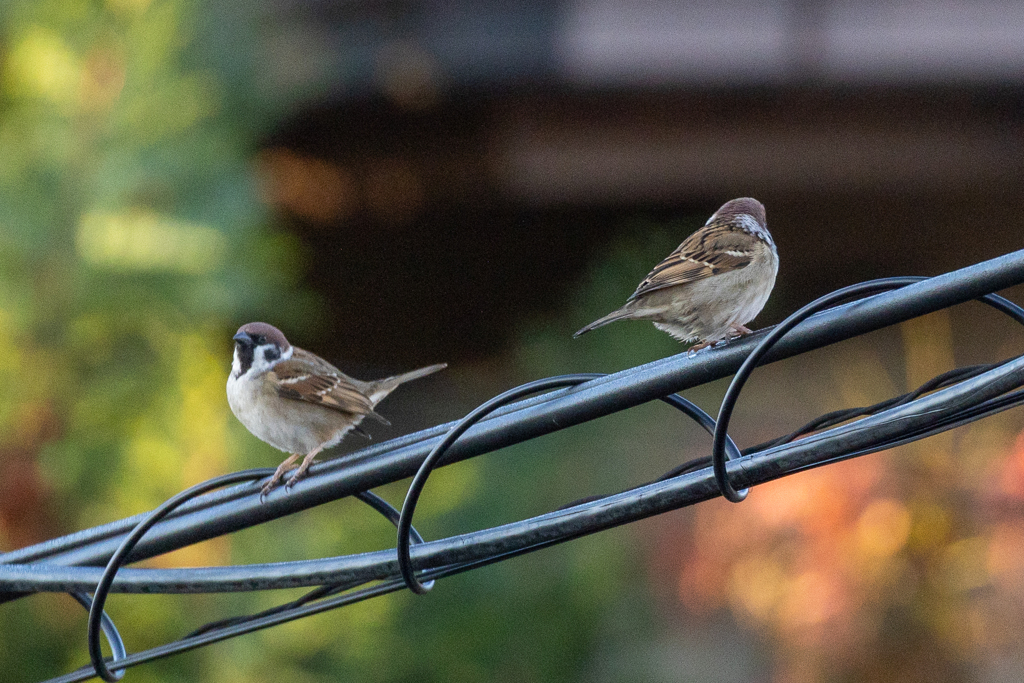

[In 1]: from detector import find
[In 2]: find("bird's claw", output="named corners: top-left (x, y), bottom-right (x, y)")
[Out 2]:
top-left (258, 484), bottom-right (273, 502)
top-left (258, 469), bottom-right (289, 501)
top-left (283, 458), bottom-right (316, 491)
top-left (687, 340), bottom-right (714, 356)
top-left (259, 478), bottom-right (282, 502)
top-left (257, 451), bottom-right (319, 500)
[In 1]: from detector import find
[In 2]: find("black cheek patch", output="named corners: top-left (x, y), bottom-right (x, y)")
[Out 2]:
top-left (263, 346), bottom-right (281, 363)
top-left (236, 344), bottom-right (254, 375)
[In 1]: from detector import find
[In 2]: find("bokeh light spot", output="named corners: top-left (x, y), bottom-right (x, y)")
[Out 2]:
top-left (4, 27), bottom-right (80, 105)
top-left (856, 498), bottom-right (911, 558)
top-left (77, 209), bottom-right (226, 273)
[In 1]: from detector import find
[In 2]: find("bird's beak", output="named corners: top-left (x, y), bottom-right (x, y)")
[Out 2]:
top-left (233, 331), bottom-right (252, 344)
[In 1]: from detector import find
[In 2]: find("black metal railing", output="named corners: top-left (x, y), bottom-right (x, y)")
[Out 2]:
top-left (3, 248), bottom-right (1024, 682)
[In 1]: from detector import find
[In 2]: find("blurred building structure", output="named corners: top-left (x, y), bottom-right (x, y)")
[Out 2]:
top-left (244, 0), bottom-right (1024, 363)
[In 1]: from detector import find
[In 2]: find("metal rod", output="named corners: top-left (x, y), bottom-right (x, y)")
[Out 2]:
top-left (3, 352), bottom-right (1022, 596)
top-left (3, 248), bottom-right (1024, 595)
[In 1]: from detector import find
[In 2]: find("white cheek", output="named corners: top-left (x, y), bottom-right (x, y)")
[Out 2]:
top-left (249, 347), bottom-right (275, 376)
top-left (249, 344), bottom-right (293, 377)
top-left (231, 348), bottom-right (242, 378)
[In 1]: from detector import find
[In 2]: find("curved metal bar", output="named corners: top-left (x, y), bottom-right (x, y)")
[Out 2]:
top-left (0, 356), bottom-right (1016, 605)
top-left (657, 394), bottom-right (742, 462)
top-left (396, 375), bottom-right (603, 593)
top-left (87, 470), bottom-right (272, 681)
top-left (395, 372), bottom-right (745, 594)
top-left (183, 489), bottom-right (433, 640)
top-left (71, 592), bottom-right (126, 680)
top-left (85, 471), bottom-right (436, 680)
top-left (39, 379), bottom-right (1024, 683)
top-left (0, 392), bottom-right (743, 602)
top-left (17, 259), bottom-right (1022, 680)
top-left (6, 250), bottom-right (1023, 594)
top-left (354, 491), bottom-right (429, 545)
top-left (711, 277), bottom-right (1024, 501)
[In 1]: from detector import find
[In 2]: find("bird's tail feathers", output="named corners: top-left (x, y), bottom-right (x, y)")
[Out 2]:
top-left (368, 363), bottom-right (447, 404)
top-left (388, 363), bottom-right (447, 386)
top-left (573, 308), bottom-right (633, 338)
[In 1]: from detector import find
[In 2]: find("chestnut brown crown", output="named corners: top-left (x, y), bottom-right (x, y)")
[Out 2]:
top-left (234, 322), bottom-right (291, 351)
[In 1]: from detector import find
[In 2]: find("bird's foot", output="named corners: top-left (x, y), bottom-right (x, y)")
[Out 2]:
top-left (283, 465), bottom-right (312, 491)
top-left (284, 448), bottom-right (322, 491)
top-left (259, 453), bottom-right (302, 501)
top-left (260, 469), bottom-right (287, 501)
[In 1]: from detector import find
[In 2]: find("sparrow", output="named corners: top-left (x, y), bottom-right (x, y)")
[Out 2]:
top-left (227, 322), bottom-right (446, 497)
top-left (574, 197), bottom-right (778, 351)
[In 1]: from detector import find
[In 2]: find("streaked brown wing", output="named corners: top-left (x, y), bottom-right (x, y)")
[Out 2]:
top-left (628, 224), bottom-right (755, 300)
top-left (270, 353), bottom-right (375, 416)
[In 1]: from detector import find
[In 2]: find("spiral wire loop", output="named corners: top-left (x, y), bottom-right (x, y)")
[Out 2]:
top-left (1, 249), bottom-right (1023, 682)
top-left (394, 375), bottom-right (742, 593)
top-left (709, 277), bottom-right (1024, 502)
top-left (87, 471), bottom-right (272, 681)
top-left (70, 593), bottom-right (126, 681)
top-left (85, 473), bottom-right (433, 681)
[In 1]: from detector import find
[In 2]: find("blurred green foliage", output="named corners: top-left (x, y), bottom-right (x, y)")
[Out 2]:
top-left (0, 0), bottom-right (316, 679)
top-left (0, 1), bottom-right (679, 680)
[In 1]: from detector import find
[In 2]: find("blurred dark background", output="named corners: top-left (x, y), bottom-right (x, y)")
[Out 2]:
top-left (244, 1), bottom-right (1024, 364)
top-left (2, 1), bottom-right (1024, 682)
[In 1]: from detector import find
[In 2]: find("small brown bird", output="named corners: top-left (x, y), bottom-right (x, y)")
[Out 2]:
top-left (226, 322), bottom-right (446, 497)
top-left (574, 197), bottom-right (778, 351)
